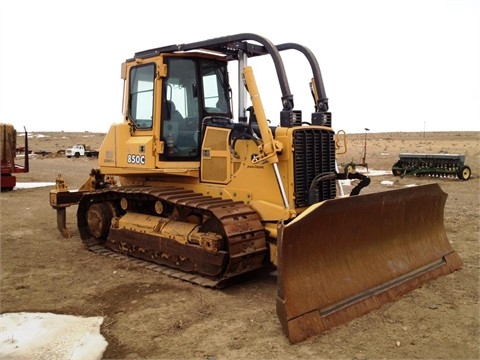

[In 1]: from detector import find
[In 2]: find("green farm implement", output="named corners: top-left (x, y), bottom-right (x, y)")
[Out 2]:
top-left (392, 153), bottom-right (471, 180)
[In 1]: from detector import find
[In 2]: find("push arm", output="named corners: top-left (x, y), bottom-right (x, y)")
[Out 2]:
top-left (242, 66), bottom-right (284, 165)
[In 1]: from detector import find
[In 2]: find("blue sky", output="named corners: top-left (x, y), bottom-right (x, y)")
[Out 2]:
top-left (1, 0), bottom-right (479, 133)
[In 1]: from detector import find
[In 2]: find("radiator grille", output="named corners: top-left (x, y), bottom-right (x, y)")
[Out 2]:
top-left (293, 128), bottom-right (336, 207)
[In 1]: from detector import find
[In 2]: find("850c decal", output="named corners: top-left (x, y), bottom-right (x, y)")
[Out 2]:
top-left (127, 154), bottom-right (145, 165)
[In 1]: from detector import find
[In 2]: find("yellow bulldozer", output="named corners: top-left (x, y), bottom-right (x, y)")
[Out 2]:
top-left (49, 34), bottom-right (462, 343)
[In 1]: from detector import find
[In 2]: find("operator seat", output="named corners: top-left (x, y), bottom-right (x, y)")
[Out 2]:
top-left (165, 100), bottom-right (184, 122)
top-left (164, 100), bottom-right (197, 149)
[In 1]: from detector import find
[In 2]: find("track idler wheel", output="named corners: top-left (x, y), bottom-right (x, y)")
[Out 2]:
top-left (86, 202), bottom-right (115, 240)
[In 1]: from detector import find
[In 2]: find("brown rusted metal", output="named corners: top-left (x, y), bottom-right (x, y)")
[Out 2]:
top-left (56, 208), bottom-right (69, 238)
top-left (87, 244), bottom-right (239, 288)
top-left (107, 228), bottom-right (228, 276)
top-left (77, 186), bottom-right (268, 287)
top-left (276, 183), bottom-right (462, 344)
top-left (49, 188), bottom-right (85, 208)
top-left (50, 181), bottom-right (86, 237)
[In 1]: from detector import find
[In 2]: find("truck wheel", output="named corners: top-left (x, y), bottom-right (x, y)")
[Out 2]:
top-left (457, 165), bottom-right (471, 181)
top-left (75, 152), bottom-right (80, 158)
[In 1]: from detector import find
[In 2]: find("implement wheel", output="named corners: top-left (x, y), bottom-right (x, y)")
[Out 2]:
top-left (392, 168), bottom-right (403, 176)
top-left (345, 163), bottom-right (355, 174)
top-left (391, 160), bottom-right (404, 176)
top-left (457, 165), bottom-right (471, 181)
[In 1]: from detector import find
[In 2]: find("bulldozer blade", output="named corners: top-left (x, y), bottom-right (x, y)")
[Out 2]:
top-left (276, 183), bottom-right (462, 344)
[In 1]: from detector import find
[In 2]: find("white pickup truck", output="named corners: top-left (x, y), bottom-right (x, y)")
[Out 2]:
top-left (65, 144), bottom-right (99, 158)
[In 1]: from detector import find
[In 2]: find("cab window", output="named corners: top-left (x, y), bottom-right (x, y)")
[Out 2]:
top-left (201, 60), bottom-right (230, 115)
top-left (160, 57), bottom-right (231, 161)
top-left (129, 64), bottom-right (154, 129)
top-left (162, 58), bottom-right (199, 160)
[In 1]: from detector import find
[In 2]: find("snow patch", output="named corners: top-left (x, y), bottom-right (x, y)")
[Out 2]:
top-left (0, 312), bottom-right (108, 360)
top-left (14, 182), bottom-right (56, 189)
top-left (356, 168), bottom-right (391, 176)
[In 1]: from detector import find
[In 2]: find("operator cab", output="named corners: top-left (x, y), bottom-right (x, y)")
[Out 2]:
top-left (125, 55), bottom-right (233, 162)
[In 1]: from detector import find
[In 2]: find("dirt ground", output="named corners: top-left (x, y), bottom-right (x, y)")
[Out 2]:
top-left (1, 131), bottom-right (479, 359)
